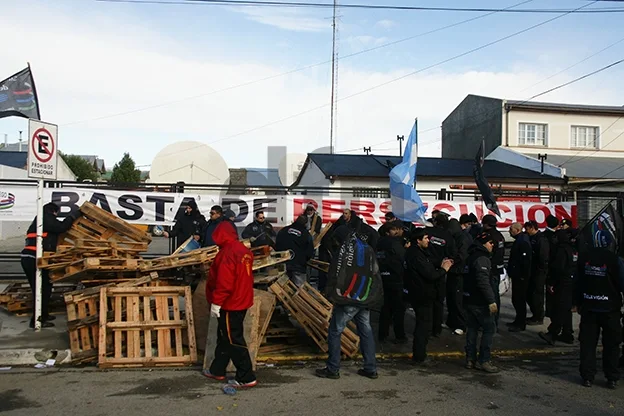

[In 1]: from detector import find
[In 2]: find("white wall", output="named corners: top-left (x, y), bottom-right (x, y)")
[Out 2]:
top-left (504, 109), bottom-right (624, 157)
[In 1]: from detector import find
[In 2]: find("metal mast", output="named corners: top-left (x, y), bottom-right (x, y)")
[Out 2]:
top-left (329, 0), bottom-right (338, 153)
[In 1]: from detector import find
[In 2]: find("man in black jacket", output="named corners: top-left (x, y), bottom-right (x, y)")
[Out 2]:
top-left (163, 200), bottom-right (206, 249)
top-left (377, 223), bottom-right (407, 343)
top-left (446, 218), bottom-right (470, 335)
top-left (304, 205), bottom-right (322, 236)
top-left (203, 206), bottom-right (233, 248)
top-left (276, 215), bottom-right (314, 287)
top-left (405, 228), bottom-right (453, 364)
top-left (427, 214), bottom-right (457, 337)
top-left (525, 220), bottom-right (550, 325)
top-left (574, 230), bottom-right (624, 389)
top-left (544, 215), bottom-right (560, 319)
top-left (507, 222), bottom-right (533, 332)
top-left (482, 214), bottom-right (505, 330)
top-left (464, 231), bottom-right (499, 373)
top-left (21, 203), bottom-right (79, 328)
top-left (241, 211), bottom-right (276, 248)
top-left (341, 209), bottom-right (379, 250)
top-left (539, 229), bottom-right (575, 345)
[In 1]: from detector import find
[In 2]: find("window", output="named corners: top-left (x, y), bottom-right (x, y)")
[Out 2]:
top-left (571, 126), bottom-right (599, 149)
top-left (353, 187), bottom-right (390, 198)
top-left (518, 123), bottom-right (548, 146)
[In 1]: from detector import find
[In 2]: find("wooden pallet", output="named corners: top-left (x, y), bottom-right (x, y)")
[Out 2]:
top-left (58, 202), bottom-right (152, 247)
top-left (50, 257), bottom-right (141, 283)
top-left (313, 222), bottom-right (333, 249)
top-left (307, 259), bottom-right (329, 273)
top-left (98, 286), bottom-right (197, 368)
top-left (64, 274), bottom-right (158, 364)
top-left (0, 282), bottom-right (77, 315)
top-left (269, 275), bottom-right (359, 357)
top-left (252, 250), bottom-right (292, 271)
top-left (139, 247), bottom-right (218, 272)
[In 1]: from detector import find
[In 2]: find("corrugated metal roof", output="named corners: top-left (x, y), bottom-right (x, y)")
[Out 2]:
top-left (0, 151), bottom-right (27, 169)
top-left (524, 153), bottom-right (624, 179)
top-left (505, 100), bottom-right (624, 115)
top-left (307, 153), bottom-right (562, 180)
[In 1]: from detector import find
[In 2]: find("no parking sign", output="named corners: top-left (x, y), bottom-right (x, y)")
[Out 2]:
top-left (27, 119), bottom-right (58, 180)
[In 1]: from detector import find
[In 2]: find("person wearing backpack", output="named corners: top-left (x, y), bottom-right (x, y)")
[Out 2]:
top-left (316, 230), bottom-right (383, 380)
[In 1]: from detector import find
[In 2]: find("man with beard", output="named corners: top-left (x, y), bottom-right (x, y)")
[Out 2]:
top-left (405, 228), bottom-right (453, 364)
top-left (507, 222), bottom-right (533, 332)
top-left (242, 211), bottom-right (276, 248)
top-left (163, 200), bottom-right (206, 248)
top-left (377, 223), bottom-right (407, 344)
top-left (539, 229), bottom-right (575, 345)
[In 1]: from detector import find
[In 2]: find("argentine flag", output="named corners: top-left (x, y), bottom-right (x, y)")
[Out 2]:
top-left (389, 120), bottom-right (428, 223)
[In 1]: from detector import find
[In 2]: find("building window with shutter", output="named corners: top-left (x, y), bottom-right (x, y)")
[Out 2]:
top-left (571, 126), bottom-right (599, 149)
top-left (518, 123), bottom-right (548, 146)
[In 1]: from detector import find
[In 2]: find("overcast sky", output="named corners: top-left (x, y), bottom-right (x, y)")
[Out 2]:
top-left (1, 0), bottom-right (623, 171)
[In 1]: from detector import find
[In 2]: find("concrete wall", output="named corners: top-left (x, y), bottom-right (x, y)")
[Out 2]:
top-left (441, 95), bottom-right (504, 159)
top-left (504, 109), bottom-right (624, 158)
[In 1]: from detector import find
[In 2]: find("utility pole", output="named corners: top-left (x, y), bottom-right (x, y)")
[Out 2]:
top-left (329, 0), bottom-right (338, 154)
top-left (363, 147), bottom-right (371, 155)
top-left (397, 135), bottom-right (404, 157)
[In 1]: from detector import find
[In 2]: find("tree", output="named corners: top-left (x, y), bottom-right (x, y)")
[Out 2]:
top-left (110, 153), bottom-right (141, 185)
top-left (60, 153), bottom-right (99, 182)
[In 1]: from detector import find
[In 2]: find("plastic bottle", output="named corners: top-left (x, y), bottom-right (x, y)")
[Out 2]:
top-left (222, 384), bottom-right (237, 395)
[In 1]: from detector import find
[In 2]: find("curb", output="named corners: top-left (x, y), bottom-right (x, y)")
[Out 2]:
top-left (0, 348), bottom-right (72, 366)
top-left (256, 347), bottom-right (577, 364)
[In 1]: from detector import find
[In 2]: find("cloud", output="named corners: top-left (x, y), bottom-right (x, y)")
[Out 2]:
top-left (234, 7), bottom-right (329, 32)
top-left (375, 19), bottom-right (396, 30)
top-left (346, 35), bottom-right (390, 48)
top-left (0, 1), bottom-right (622, 173)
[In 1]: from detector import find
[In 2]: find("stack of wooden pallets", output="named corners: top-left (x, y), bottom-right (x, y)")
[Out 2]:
top-left (0, 282), bottom-right (78, 315)
top-left (269, 275), bottom-right (360, 357)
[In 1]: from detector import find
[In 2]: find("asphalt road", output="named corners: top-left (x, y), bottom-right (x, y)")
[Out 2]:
top-left (1, 354), bottom-right (623, 416)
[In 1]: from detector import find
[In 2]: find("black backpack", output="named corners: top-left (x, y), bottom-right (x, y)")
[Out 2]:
top-left (325, 231), bottom-right (384, 311)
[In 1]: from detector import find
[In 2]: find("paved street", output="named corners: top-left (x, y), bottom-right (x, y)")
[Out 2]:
top-left (1, 354), bottom-right (623, 416)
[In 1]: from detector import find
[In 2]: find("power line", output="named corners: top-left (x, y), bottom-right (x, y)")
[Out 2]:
top-left (557, 116), bottom-right (624, 167)
top-left (64, 0), bottom-right (534, 127)
top-left (97, 0), bottom-right (624, 13)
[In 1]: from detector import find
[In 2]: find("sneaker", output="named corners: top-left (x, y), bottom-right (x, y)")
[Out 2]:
top-left (315, 367), bottom-right (340, 379)
top-left (582, 379), bottom-right (593, 388)
top-left (227, 379), bottom-right (258, 388)
top-left (357, 369), bottom-right (378, 379)
top-left (526, 318), bottom-right (544, 326)
top-left (476, 361), bottom-right (499, 373)
top-left (42, 315), bottom-right (56, 322)
top-left (508, 325), bottom-right (525, 333)
top-left (607, 380), bottom-right (618, 390)
top-left (453, 329), bottom-right (465, 336)
top-left (202, 369), bottom-right (226, 381)
top-left (465, 360), bottom-right (475, 370)
top-left (538, 332), bottom-right (556, 346)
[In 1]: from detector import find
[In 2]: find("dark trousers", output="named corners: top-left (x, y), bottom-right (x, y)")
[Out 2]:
top-left (546, 283), bottom-right (574, 338)
top-left (528, 273), bottom-right (546, 321)
top-left (579, 310), bottom-right (622, 382)
top-left (412, 300), bottom-right (433, 362)
top-left (465, 304), bottom-right (496, 364)
top-left (432, 278), bottom-right (446, 336)
top-left (317, 249), bottom-right (330, 292)
top-left (209, 310), bottom-right (256, 383)
top-left (21, 257), bottom-right (52, 322)
top-left (511, 276), bottom-right (529, 329)
top-left (445, 273), bottom-right (465, 331)
top-left (490, 274), bottom-right (501, 329)
top-left (379, 284), bottom-right (406, 341)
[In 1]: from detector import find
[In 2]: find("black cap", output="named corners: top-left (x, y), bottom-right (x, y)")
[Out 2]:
top-left (385, 212), bottom-right (396, 220)
top-left (459, 214), bottom-right (471, 225)
top-left (560, 218), bottom-right (573, 227)
top-left (468, 213), bottom-right (479, 223)
top-left (475, 230), bottom-right (494, 244)
top-left (482, 214), bottom-right (497, 227)
top-left (546, 215), bottom-right (559, 229)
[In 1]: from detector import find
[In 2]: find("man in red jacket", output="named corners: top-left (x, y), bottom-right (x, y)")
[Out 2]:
top-left (203, 222), bottom-right (257, 388)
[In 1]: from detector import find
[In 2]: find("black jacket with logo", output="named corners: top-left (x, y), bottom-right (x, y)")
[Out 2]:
top-left (463, 244), bottom-right (496, 307)
top-left (276, 222), bottom-right (314, 272)
top-left (405, 245), bottom-right (446, 303)
top-left (507, 232), bottom-right (532, 281)
top-left (426, 226), bottom-right (457, 267)
top-left (529, 231), bottom-right (550, 281)
top-left (376, 235), bottom-right (406, 288)
top-left (575, 247), bottom-right (624, 313)
top-left (548, 230), bottom-right (575, 287)
top-left (487, 227), bottom-right (506, 279)
top-left (169, 212), bottom-right (206, 248)
top-left (242, 220), bottom-right (276, 248)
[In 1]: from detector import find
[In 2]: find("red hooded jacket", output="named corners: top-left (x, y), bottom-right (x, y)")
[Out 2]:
top-left (206, 221), bottom-right (254, 311)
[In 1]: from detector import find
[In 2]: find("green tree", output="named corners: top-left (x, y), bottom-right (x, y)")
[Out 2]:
top-left (110, 153), bottom-right (141, 185)
top-left (60, 153), bottom-right (100, 182)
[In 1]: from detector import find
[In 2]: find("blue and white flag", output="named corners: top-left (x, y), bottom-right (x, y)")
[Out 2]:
top-left (389, 120), bottom-right (428, 223)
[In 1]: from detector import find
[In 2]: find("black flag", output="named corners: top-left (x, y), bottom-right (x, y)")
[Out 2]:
top-left (577, 201), bottom-right (624, 257)
top-left (473, 140), bottom-right (501, 217)
top-left (0, 66), bottom-right (41, 120)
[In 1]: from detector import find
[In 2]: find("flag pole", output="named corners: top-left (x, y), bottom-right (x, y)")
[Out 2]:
top-left (412, 118), bottom-right (418, 190)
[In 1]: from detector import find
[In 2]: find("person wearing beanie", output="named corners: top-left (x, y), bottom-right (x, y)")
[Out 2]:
top-left (163, 199), bottom-right (206, 248)
top-left (481, 214), bottom-right (505, 330)
top-left (275, 215), bottom-right (314, 287)
top-left (468, 213), bottom-right (483, 240)
top-left (463, 230), bottom-right (499, 373)
top-left (574, 230), bottom-right (624, 389)
top-left (524, 220), bottom-right (550, 325)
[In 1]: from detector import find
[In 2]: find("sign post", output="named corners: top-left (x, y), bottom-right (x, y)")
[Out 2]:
top-left (27, 119), bottom-right (58, 331)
